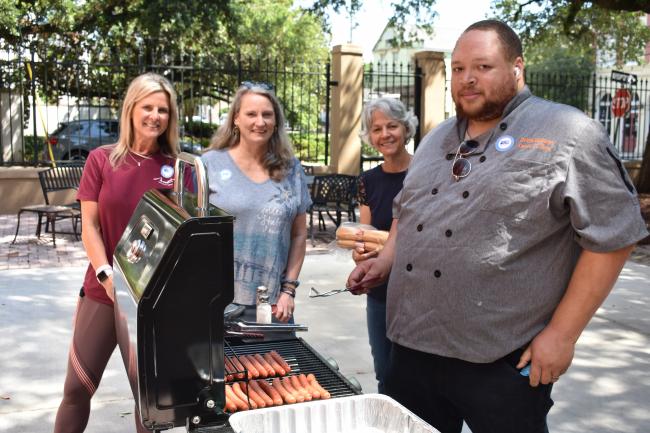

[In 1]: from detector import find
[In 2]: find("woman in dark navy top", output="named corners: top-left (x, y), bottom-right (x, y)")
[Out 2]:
top-left (356, 98), bottom-right (418, 393)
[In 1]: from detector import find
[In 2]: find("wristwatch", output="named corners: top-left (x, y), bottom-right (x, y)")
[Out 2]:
top-left (96, 264), bottom-right (113, 284)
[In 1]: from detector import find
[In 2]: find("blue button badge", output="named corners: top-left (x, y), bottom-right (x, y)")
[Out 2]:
top-left (495, 135), bottom-right (515, 152)
top-left (160, 165), bottom-right (174, 178)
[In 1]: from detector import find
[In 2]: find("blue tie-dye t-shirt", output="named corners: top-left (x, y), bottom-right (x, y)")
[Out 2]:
top-left (202, 149), bottom-right (312, 305)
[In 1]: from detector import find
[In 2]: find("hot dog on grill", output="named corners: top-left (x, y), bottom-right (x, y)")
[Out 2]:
top-left (259, 379), bottom-right (284, 406)
top-left (228, 355), bottom-right (247, 380)
top-left (263, 352), bottom-right (285, 376)
top-left (254, 353), bottom-right (276, 377)
top-left (290, 374), bottom-right (312, 401)
top-left (269, 351), bottom-right (291, 373)
top-left (250, 380), bottom-right (274, 407)
top-left (240, 381), bottom-right (266, 408)
top-left (239, 355), bottom-right (260, 379)
top-left (307, 373), bottom-right (331, 399)
top-left (281, 376), bottom-right (305, 402)
top-left (272, 377), bottom-right (297, 404)
top-left (232, 381), bottom-right (257, 409)
top-left (298, 373), bottom-right (321, 399)
top-left (244, 354), bottom-right (267, 378)
top-left (224, 357), bottom-right (236, 382)
top-left (225, 384), bottom-right (248, 412)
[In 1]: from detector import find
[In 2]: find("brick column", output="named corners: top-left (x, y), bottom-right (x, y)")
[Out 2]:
top-left (414, 51), bottom-right (446, 136)
top-left (330, 44), bottom-right (364, 175)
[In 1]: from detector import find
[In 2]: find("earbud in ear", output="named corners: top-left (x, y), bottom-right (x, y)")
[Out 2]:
top-left (514, 67), bottom-right (520, 77)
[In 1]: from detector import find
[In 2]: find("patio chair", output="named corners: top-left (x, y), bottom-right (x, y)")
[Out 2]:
top-left (308, 174), bottom-right (357, 245)
top-left (12, 162), bottom-right (84, 247)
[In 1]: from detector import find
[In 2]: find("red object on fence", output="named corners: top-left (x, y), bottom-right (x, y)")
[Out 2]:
top-left (612, 88), bottom-right (631, 118)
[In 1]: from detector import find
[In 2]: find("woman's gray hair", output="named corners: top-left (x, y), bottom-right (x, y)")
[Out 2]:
top-left (208, 84), bottom-right (293, 181)
top-left (359, 97), bottom-right (418, 145)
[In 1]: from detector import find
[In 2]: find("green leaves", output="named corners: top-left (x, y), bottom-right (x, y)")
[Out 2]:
top-left (493, 0), bottom-right (650, 68)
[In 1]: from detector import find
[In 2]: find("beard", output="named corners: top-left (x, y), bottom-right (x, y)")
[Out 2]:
top-left (454, 80), bottom-right (518, 122)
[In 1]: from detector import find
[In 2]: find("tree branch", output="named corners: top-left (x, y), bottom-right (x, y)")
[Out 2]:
top-left (593, 0), bottom-right (650, 13)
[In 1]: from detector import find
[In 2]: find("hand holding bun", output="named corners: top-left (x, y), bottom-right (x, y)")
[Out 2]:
top-left (336, 223), bottom-right (388, 262)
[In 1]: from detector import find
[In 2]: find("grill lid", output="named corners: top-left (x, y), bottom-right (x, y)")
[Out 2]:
top-left (113, 153), bottom-right (235, 431)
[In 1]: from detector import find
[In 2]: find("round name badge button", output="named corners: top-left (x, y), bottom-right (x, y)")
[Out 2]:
top-left (160, 165), bottom-right (174, 178)
top-left (495, 135), bottom-right (515, 152)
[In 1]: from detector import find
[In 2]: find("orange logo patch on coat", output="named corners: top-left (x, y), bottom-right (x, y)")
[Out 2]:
top-left (517, 137), bottom-right (556, 153)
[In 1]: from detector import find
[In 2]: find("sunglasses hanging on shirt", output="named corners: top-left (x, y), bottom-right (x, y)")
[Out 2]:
top-left (451, 139), bottom-right (480, 181)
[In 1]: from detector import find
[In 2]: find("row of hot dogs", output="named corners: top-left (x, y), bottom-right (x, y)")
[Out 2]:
top-left (224, 373), bottom-right (331, 413)
top-left (224, 350), bottom-right (291, 381)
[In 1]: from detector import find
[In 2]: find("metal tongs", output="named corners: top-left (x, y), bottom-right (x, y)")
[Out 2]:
top-left (309, 278), bottom-right (380, 298)
top-left (309, 286), bottom-right (353, 298)
top-left (230, 321), bottom-right (308, 332)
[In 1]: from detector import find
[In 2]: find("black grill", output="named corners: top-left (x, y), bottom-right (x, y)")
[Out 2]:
top-left (113, 154), bottom-right (359, 432)
top-left (225, 338), bottom-right (360, 399)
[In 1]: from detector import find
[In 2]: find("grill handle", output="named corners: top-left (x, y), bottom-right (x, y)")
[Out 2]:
top-left (174, 152), bottom-right (209, 217)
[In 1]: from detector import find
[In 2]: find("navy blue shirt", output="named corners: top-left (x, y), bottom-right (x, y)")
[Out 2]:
top-left (357, 165), bottom-right (407, 302)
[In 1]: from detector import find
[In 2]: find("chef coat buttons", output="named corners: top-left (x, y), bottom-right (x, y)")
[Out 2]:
top-left (406, 264), bottom-right (413, 271)
top-left (500, 122), bottom-right (507, 130)
top-left (479, 155), bottom-right (486, 163)
top-left (445, 229), bottom-right (452, 237)
top-left (431, 188), bottom-right (438, 195)
top-left (417, 224), bottom-right (423, 232)
top-left (434, 270), bottom-right (441, 278)
top-left (462, 191), bottom-right (469, 199)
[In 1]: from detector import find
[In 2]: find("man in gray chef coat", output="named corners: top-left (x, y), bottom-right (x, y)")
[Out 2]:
top-left (347, 19), bottom-right (648, 433)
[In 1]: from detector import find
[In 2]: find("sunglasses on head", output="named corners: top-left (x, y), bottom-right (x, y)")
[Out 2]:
top-left (451, 139), bottom-right (480, 181)
top-left (241, 81), bottom-right (274, 91)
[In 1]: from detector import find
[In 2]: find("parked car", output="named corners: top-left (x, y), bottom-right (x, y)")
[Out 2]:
top-left (44, 119), bottom-right (119, 161)
top-left (180, 140), bottom-right (203, 155)
top-left (44, 119), bottom-right (204, 162)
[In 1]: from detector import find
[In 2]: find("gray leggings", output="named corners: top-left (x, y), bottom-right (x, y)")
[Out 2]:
top-left (53, 293), bottom-right (147, 433)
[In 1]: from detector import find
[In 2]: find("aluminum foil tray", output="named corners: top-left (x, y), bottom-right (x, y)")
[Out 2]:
top-left (228, 393), bottom-right (439, 433)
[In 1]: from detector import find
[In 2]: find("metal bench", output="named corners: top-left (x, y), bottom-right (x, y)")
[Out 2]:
top-left (12, 163), bottom-right (84, 247)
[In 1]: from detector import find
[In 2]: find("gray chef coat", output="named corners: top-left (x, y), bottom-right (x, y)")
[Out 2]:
top-left (386, 87), bottom-right (648, 363)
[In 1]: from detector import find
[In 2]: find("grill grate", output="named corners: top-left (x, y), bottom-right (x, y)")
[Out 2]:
top-left (224, 337), bottom-right (360, 399)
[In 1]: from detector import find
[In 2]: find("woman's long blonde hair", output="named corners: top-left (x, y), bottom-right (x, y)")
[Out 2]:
top-left (208, 85), bottom-right (293, 181)
top-left (108, 72), bottom-right (179, 168)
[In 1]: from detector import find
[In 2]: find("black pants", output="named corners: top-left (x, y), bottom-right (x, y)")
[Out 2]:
top-left (385, 343), bottom-right (553, 433)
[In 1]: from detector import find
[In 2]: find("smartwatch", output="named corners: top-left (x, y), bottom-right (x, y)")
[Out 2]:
top-left (96, 264), bottom-right (113, 284)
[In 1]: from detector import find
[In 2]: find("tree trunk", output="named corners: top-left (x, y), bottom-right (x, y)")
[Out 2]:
top-left (635, 129), bottom-right (650, 193)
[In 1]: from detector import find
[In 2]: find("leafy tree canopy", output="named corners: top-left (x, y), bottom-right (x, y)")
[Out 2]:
top-left (304, 0), bottom-right (438, 46)
top-left (1, 0), bottom-right (328, 63)
top-left (493, 0), bottom-right (650, 68)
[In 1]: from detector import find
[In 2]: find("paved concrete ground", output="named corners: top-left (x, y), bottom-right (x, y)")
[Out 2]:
top-left (1, 213), bottom-right (649, 432)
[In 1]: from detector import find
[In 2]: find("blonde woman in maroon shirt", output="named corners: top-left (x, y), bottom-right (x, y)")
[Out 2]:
top-left (54, 73), bottom-right (179, 433)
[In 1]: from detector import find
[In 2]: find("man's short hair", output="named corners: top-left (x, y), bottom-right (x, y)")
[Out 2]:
top-left (463, 19), bottom-right (523, 62)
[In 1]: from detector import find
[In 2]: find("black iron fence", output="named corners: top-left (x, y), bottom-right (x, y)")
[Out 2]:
top-left (526, 71), bottom-right (648, 161)
top-left (0, 49), bottom-right (331, 166)
top-left (361, 61), bottom-right (422, 170)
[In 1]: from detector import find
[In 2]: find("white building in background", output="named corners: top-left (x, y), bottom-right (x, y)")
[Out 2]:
top-left (371, 23), bottom-right (465, 119)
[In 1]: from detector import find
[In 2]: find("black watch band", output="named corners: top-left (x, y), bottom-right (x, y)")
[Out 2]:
top-left (97, 270), bottom-right (110, 283)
